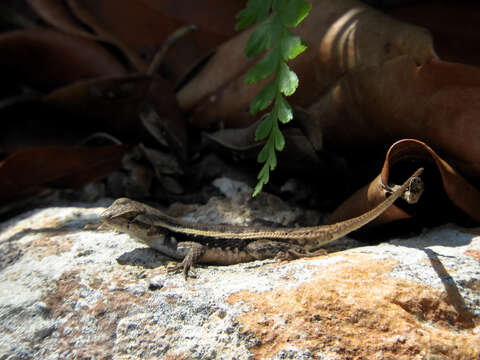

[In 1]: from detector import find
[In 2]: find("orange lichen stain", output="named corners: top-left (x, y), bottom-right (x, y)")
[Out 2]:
top-left (164, 354), bottom-right (190, 360)
top-left (25, 236), bottom-right (73, 256)
top-left (39, 216), bottom-right (62, 228)
top-left (228, 254), bottom-right (480, 360)
top-left (465, 250), bottom-right (480, 261)
top-left (45, 271), bottom-right (151, 360)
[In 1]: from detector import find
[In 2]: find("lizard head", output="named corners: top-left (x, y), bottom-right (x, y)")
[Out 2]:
top-left (100, 198), bottom-right (177, 253)
top-left (100, 198), bottom-right (145, 232)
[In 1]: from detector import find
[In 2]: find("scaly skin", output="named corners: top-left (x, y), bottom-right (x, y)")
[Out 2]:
top-left (101, 168), bottom-right (424, 278)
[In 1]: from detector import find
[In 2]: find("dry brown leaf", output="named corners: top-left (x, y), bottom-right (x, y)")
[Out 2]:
top-left (0, 145), bottom-right (129, 204)
top-left (301, 57), bottom-right (480, 177)
top-left (44, 74), bottom-right (187, 154)
top-left (26, 0), bottom-right (98, 39)
top-left (178, 0), bottom-right (436, 128)
top-left (140, 0), bottom-right (243, 39)
top-left (204, 121), bottom-right (323, 178)
top-left (29, 0), bottom-right (243, 83)
top-left (0, 28), bottom-right (127, 90)
top-left (388, 1), bottom-right (480, 67)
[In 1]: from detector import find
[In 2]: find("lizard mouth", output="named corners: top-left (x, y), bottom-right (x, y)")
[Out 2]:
top-left (100, 198), bottom-right (144, 224)
top-left (100, 209), bottom-right (140, 227)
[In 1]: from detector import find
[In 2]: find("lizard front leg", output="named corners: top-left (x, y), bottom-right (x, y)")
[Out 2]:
top-left (166, 241), bottom-right (206, 279)
top-left (166, 241), bottom-right (258, 279)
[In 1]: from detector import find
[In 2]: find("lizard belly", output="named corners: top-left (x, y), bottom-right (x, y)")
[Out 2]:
top-left (194, 245), bottom-right (255, 265)
top-left (135, 235), bottom-right (183, 260)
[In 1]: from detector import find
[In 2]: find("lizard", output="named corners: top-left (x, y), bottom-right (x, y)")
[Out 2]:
top-left (381, 172), bottom-right (424, 204)
top-left (101, 168), bottom-right (424, 278)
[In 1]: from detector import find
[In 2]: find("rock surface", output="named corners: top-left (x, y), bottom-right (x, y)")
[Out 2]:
top-left (0, 182), bottom-right (479, 359)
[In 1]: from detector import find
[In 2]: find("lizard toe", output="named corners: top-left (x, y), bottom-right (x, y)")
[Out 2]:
top-left (166, 260), bottom-right (194, 280)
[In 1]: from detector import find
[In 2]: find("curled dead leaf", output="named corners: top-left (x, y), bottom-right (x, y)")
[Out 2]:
top-left (329, 139), bottom-right (480, 227)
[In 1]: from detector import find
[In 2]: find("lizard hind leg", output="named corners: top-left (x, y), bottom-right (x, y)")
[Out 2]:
top-left (166, 241), bottom-right (206, 280)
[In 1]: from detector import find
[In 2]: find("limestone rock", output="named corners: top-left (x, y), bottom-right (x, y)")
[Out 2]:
top-left (0, 192), bottom-right (479, 359)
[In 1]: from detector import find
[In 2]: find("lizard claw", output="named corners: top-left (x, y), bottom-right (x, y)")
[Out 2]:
top-left (164, 242), bottom-right (206, 279)
top-left (166, 259), bottom-right (194, 280)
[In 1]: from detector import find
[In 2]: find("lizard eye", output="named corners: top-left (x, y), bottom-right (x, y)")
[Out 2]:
top-left (111, 210), bottom-right (140, 222)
